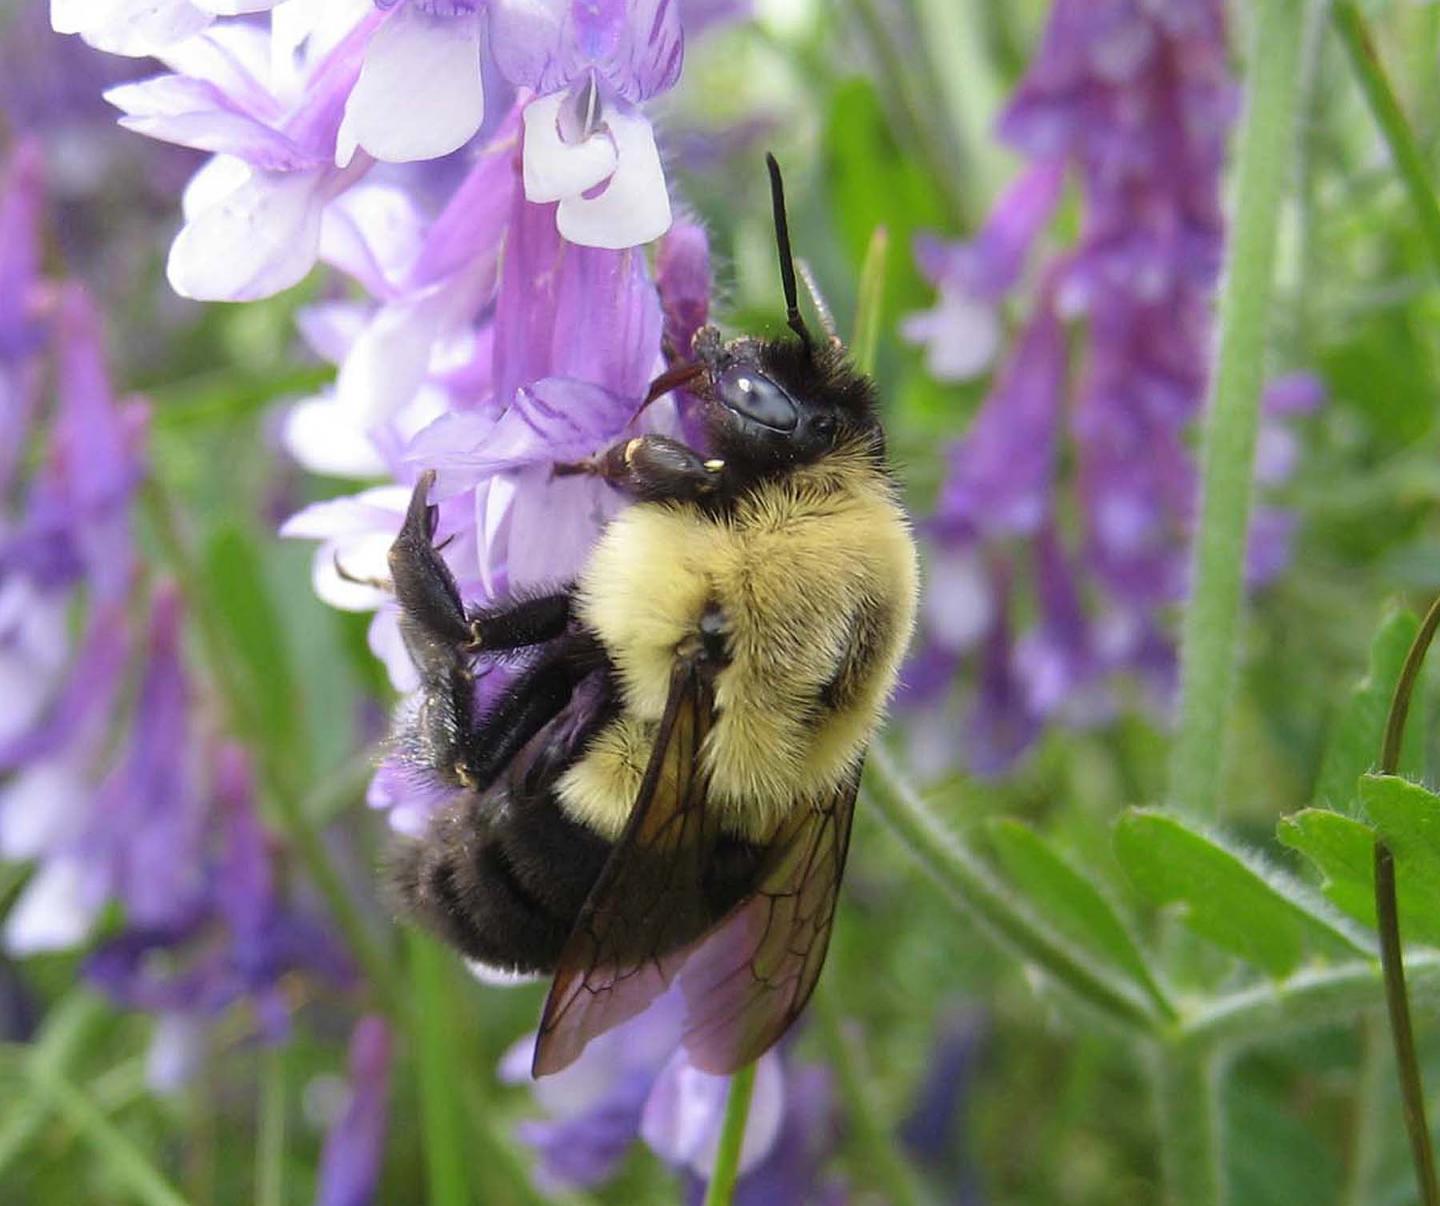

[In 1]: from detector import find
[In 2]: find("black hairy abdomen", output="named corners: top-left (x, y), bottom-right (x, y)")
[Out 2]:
top-left (389, 782), bottom-right (611, 973)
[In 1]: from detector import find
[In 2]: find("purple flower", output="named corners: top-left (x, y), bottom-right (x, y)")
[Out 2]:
top-left (0, 140), bottom-right (45, 504)
top-left (935, 288), bottom-right (1065, 539)
top-left (498, 991), bottom-right (812, 1196)
top-left (337, 3), bottom-right (490, 168)
top-left (903, 161), bottom-right (1065, 381)
top-left (494, 0), bottom-right (682, 247)
top-left (905, 0), bottom-right (1321, 775)
top-left (103, 9), bottom-right (382, 299)
top-left (85, 741), bottom-right (352, 1084)
top-left (315, 1016), bottom-right (394, 1206)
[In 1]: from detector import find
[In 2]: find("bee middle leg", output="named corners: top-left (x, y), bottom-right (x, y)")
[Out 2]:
top-left (449, 635), bottom-right (603, 794)
top-left (554, 435), bottom-right (725, 503)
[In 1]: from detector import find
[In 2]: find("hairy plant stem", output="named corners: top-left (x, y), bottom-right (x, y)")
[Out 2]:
top-left (1176, 950), bottom-right (1440, 1050)
top-left (703, 1063), bottom-right (757, 1206)
top-left (1153, 1045), bottom-right (1224, 1206)
top-left (1370, 593), bottom-right (1440, 1206)
top-left (1332, 4), bottom-right (1440, 282)
top-left (865, 747), bottom-right (1159, 1031)
top-left (1169, 0), bottom-right (1311, 819)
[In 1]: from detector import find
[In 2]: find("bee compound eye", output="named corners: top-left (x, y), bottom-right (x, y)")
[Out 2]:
top-left (717, 367), bottom-right (799, 432)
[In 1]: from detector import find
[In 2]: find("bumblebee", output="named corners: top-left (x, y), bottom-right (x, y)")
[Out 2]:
top-left (389, 156), bottom-right (918, 1076)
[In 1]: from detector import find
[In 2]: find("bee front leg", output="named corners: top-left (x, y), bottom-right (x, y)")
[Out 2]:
top-left (554, 436), bottom-right (726, 503)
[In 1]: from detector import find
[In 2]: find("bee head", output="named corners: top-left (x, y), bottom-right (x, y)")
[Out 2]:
top-left (682, 153), bottom-right (882, 475)
top-left (690, 327), bottom-right (879, 471)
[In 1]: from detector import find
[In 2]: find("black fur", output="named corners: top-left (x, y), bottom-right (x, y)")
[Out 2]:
top-left (389, 782), bottom-right (610, 973)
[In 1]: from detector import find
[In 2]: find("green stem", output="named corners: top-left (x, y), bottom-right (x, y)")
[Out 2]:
top-left (26, 1062), bottom-right (192, 1206)
top-left (866, 746), bottom-right (1159, 1030)
top-left (256, 1045), bottom-right (286, 1206)
top-left (1369, 844), bottom-right (1437, 1204)
top-left (410, 933), bottom-right (470, 1206)
top-left (703, 1063), bottom-right (757, 1206)
top-left (1153, 1045), bottom-right (1224, 1206)
top-left (814, 989), bottom-right (931, 1206)
top-left (1169, 0), bottom-right (1311, 818)
top-left (1177, 950), bottom-right (1440, 1049)
top-left (853, 226), bottom-right (890, 375)
top-left (1332, 4), bottom-right (1440, 281)
top-left (0, 993), bottom-right (108, 1179)
top-left (1370, 591), bottom-right (1440, 1206)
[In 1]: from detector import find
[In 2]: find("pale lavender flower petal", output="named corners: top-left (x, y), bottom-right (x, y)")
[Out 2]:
top-left (315, 1016), bottom-right (394, 1206)
top-left (500, 991), bottom-right (684, 1190)
top-left (168, 164), bottom-right (336, 300)
top-left (337, 5), bottom-right (484, 166)
top-left (280, 485), bottom-right (412, 611)
top-left (641, 1048), bottom-right (785, 1179)
top-left (52, 0), bottom-right (215, 57)
top-left (106, 74), bottom-right (317, 170)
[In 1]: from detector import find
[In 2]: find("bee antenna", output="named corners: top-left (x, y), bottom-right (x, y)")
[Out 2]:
top-left (765, 152), bottom-right (813, 353)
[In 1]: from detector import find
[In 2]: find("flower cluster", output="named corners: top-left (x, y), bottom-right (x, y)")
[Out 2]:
top-left (73, 0), bottom-right (698, 308)
top-left (901, 0), bottom-right (1323, 775)
top-left (0, 143), bottom-right (348, 1097)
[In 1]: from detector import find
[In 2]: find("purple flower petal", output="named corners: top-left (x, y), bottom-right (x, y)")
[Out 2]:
top-left (937, 294), bottom-right (1065, 538)
top-left (316, 1016), bottom-right (394, 1206)
top-left (492, 0), bottom-right (684, 102)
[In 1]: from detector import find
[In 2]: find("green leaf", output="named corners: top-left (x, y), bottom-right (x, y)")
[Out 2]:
top-left (1284, 777), bottom-right (1440, 949)
top-left (986, 819), bottom-right (1172, 1017)
top-left (1114, 810), bottom-right (1369, 975)
top-left (823, 77), bottom-right (947, 319)
top-left (1314, 608), bottom-right (1422, 809)
top-left (1276, 809), bottom-right (1388, 933)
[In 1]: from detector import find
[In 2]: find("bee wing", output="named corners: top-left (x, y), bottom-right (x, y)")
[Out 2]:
top-left (677, 760), bottom-right (860, 1074)
top-left (531, 652), bottom-right (720, 1077)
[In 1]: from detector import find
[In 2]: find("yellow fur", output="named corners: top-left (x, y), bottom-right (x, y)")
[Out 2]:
top-left (557, 446), bottom-right (919, 842)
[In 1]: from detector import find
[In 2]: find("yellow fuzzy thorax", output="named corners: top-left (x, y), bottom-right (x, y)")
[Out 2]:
top-left (557, 448), bottom-right (919, 843)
